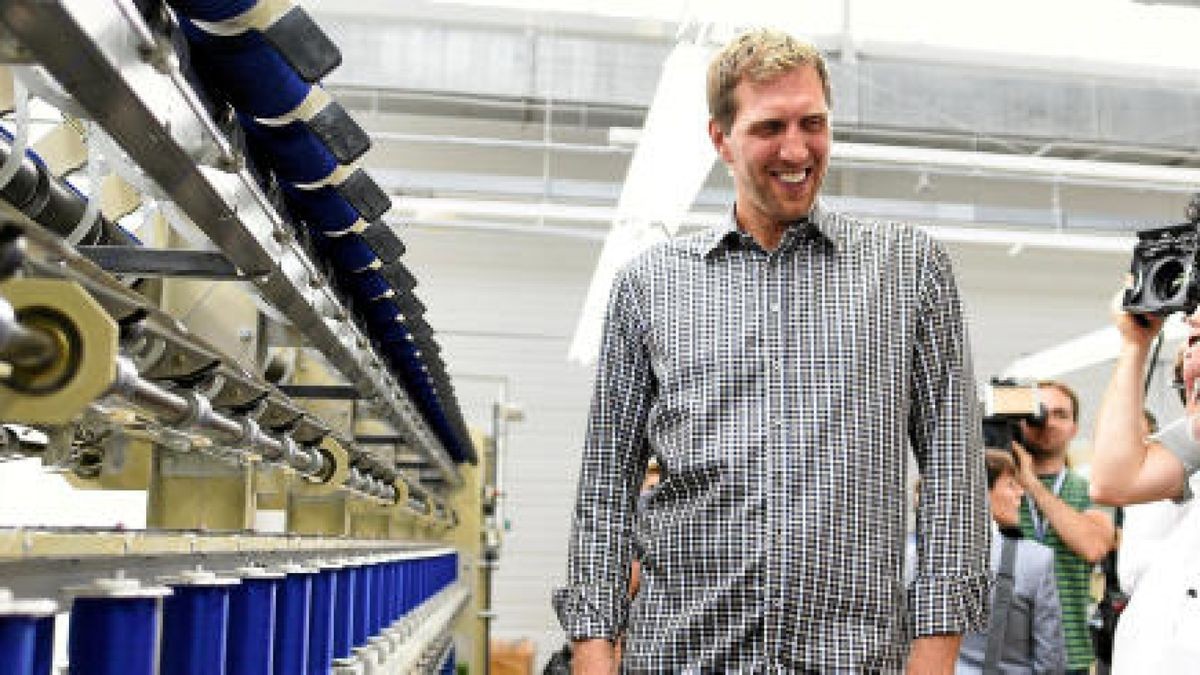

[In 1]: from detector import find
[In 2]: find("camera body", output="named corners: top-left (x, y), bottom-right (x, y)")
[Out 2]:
top-left (1123, 223), bottom-right (1200, 316)
top-left (981, 378), bottom-right (1046, 451)
top-left (1123, 194), bottom-right (1200, 316)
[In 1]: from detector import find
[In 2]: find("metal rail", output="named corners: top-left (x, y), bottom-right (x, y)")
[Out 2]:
top-left (0, 0), bottom-right (461, 486)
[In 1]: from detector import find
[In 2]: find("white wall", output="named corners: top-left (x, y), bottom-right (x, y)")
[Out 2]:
top-left (401, 225), bottom-right (601, 662)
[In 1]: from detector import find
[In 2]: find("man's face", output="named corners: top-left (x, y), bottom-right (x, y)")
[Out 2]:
top-left (708, 65), bottom-right (831, 233)
top-left (1184, 308), bottom-right (1200, 411)
top-left (989, 472), bottom-right (1024, 528)
top-left (1021, 386), bottom-right (1078, 456)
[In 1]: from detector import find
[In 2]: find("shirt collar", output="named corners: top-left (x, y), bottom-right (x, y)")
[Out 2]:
top-left (702, 200), bottom-right (839, 257)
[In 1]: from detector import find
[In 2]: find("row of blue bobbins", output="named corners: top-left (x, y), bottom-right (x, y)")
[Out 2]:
top-left (0, 551), bottom-right (459, 675)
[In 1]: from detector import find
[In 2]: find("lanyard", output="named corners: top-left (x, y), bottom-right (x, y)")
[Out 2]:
top-left (1028, 470), bottom-right (1067, 542)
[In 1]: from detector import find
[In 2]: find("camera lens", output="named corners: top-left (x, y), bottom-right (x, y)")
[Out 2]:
top-left (1149, 257), bottom-right (1188, 303)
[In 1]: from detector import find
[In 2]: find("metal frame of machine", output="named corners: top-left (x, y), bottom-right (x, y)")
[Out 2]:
top-left (0, 1), bottom-right (495, 672)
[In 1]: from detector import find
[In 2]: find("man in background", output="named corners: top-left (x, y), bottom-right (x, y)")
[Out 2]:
top-left (1015, 381), bottom-right (1114, 675)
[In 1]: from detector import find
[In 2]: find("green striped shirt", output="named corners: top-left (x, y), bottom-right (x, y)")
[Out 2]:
top-left (1018, 470), bottom-right (1094, 670)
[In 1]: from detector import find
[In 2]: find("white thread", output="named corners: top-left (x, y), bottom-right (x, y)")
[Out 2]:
top-left (67, 122), bottom-right (104, 245)
top-left (0, 79), bottom-right (30, 189)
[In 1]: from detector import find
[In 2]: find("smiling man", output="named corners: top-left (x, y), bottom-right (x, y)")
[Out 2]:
top-left (554, 28), bottom-right (989, 674)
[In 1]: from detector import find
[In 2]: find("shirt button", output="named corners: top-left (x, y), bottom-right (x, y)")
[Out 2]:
top-left (769, 302), bottom-right (781, 313)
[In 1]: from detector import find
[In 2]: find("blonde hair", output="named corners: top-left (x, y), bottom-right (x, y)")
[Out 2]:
top-left (707, 28), bottom-right (831, 131)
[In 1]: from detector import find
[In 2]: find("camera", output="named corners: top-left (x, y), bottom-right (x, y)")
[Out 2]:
top-left (1122, 193), bottom-right (1200, 316)
top-left (981, 378), bottom-right (1046, 451)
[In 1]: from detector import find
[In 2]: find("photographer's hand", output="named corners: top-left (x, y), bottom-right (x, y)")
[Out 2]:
top-left (1110, 287), bottom-right (1163, 349)
top-left (1011, 442), bottom-right (1039, 492)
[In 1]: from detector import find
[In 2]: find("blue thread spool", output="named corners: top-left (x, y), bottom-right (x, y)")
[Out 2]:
top-left (446, 552), bottom-right (459, 590)
top-left (398, 557), bottom-right (414, 618)
top-left (351, 558), bottom-right (372, 647)
top-left (330, 559), bottom-right (357, 666)
top-left (318, 235), bottom-right (379, 274)
top-left (0, 588), bottom-right (57, 675)
top-left (307, 561), bottom-right (339, 675)
top-left (272, 563), bottom-right (317, 675)
top-left (382, 556), bottom-right (399, 628)
top-left (160, 569), bottom-right (238, 675)
top-left (33, 615), bottom-right (53, 675)
top-left (342, 269), bottom-right (393, 303)
top-left (167, 0), bottom-right (256, 21)
top-left (364, 554), bottom-right (384, 638)
top-left (227, 566), bottom-right (284, 675)
top-left (371, 555), bottom-right (389, 637)
top-left (240, 116), bottom-right (339, 186)
top-left (65, 575), bottom-right (171, 675)
top-left (180, 21), bottom-right (309, 119)
top-left (282, 185), bottom-right (359, 235)
top-left (396, 554), bottom-right (410, 624)
top-left (373, 555), bottom-right (392, 632)
top-left (417, 555), bottom-right (430, 605)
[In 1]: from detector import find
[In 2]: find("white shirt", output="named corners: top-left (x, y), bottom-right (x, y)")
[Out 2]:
top-left (1112, 477), bottom-right (1200, 673)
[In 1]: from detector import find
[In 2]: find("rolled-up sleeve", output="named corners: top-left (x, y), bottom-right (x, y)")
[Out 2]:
top-left (552, 265), bottom-right (655, 641)
top-left (906, 239), bottom-right (991, 637)
top-left (1151, 417), bottom-right (1200, 502)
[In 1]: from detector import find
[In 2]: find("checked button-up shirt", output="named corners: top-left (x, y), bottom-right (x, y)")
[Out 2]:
top-left (554, 201), bottom-right (990, 673)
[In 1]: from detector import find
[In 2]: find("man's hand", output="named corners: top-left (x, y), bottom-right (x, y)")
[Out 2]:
top-left (572, 639), bottom-right (617, 675)
top-left (1110, 287), bottom-right (1163, 349)
top-left (905, 634), bottom-right (962, 675)
top-left (1011, 441), bottom-right (1038, 492)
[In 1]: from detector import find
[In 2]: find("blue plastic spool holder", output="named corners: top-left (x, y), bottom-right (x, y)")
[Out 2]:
top-left (331, 559), bottom-right (357, 664)
top-left (271, 563), bottom-right (318, 675)
top-left (0, 588), bottom-right (58, 675)
top-left (227, 566), bottom-right (285, 675)
top-left (159, 568), bottom-right (239, 675)
top-left (307, 560), bottom-right (340, 675)
top-left (64, 574), bottom-right (172, 675)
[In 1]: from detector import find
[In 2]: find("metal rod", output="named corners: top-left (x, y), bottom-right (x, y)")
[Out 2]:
top-left (0, 296), bottom-right (58, 370)
top-left (0, 321), bottom-right (58, 371)
top-left (110, 358), bottom-right (291, 468)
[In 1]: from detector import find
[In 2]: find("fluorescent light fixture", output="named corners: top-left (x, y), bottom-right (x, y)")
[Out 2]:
top-left (1003, 313), bottom-right (1187, 379)
top-left (397, 196), bottom-right (621, 223)
top-left (834, 142), bottom-right (1200, 193)
top-left (394, 196), bottom-right (1137, 253)
top-left (920, 226), bottom-right (1135, 253)
top-left (568, 39), bottom-right (716, 365)
top-left (597, 134), bottom-right (1200, 193)
top-left (611, 41), bottom-right (716, 230)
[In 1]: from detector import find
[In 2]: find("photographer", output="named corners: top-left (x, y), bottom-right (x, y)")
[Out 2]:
top-left (1091, 308), bottom-right (1200, 674)
top-left (1093, 193), bottom-right (1200, 506)
top-left (1013, 381), bottom-right (1114, 675)
top-left (1091, 308), bottom-right (1195, 505)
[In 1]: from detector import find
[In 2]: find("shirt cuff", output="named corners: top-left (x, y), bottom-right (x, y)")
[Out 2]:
top-left (907, 571), bottom-right (991, 638)
top-left (552, 583), bottom-right (627, 642)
